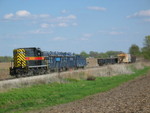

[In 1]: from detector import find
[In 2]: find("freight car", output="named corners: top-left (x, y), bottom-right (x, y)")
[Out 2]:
top-left (97, 54), bottom-right (136, 66)
top-left (118, 54), bottom-right (136, 63)
top-left (10, 47), bottom-right (86, 77)
top-left (97, 58), bottom-right (118, 66)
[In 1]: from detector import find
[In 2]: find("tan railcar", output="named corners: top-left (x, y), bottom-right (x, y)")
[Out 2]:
top-left (118, 53), bottom-right (132, 63)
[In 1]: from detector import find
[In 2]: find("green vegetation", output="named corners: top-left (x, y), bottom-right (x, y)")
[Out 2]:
top-left (142, 35), bottom-right (150, 59)
top-left (129, 35), bottom-right (150, 59)
top-left (0, 56), bottom-right (12, 62)
top-left (80, 50), bottom-right (123, 58)
top-left (80, 35), bottom-right (150, 59)
top-left (129, 44), bottom-right (140, 56)
top-left (0, 67), bottom-right (150, 113)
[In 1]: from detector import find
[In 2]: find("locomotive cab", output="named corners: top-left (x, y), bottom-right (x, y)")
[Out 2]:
top-left (10, 47), bottom-right (47, 77)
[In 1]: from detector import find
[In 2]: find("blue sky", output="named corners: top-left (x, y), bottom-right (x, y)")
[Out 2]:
top-left (0, 0), bottom-right (150, 56)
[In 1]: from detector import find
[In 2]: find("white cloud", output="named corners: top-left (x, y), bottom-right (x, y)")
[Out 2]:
top-left (80, 37), bottom-right (89, 41)
top-left (4, 13), bottom-right (14, 19)
top-left (16, 10), bottom-right (31, 17)
top-left (127, 9), bottom-right (150, 18)
top-left (109, 31), bottom-right (123, 35)
top-left (3, 10), bottom-right (78, 29)
top-left (38, 14), bottom-right (50, 18)
top-left (72, 23), bottom-right (78, 26)
top-left (99, 30), bottom-right (123, 35)
top-left (83, 33), bottom-right (92, 37)
top-left (29, 29), bottom-right (53, 34)
top-left (53, 37), bottom-right (66, 41)
top-left (40, 23), bottom-right (49, 28)
top-left (3, 10), bottom-right (77, 26)
top-left (144, 18), bottom-right (150, 22)
top-left (67, 15), bottom-right (76, 19)
top-left (58, 23), bottom-right (68, 27)
top-left (80, 33), bottom-right (92, 41)
top-left (57, 14), bottom-right (77, 20)
top-left (61, 9), bottom-right (68, 14)
top-left (88, 6), bottom-right (106, 11)
top-left (31, 14), bottom-right (50, 19)
top-left (3, 10), bottom-right (50, 20)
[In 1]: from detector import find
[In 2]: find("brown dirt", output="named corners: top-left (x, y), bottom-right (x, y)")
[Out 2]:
top-left (86, 58), bottom-right (98, 67)
top-left (30, 72), bottom-right (150, 113)
top-left (0, 62), bottom-right (11, 79)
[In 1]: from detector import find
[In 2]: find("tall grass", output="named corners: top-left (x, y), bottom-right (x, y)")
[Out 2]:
top-left (0, 66), bottom-right (150, 113)
top-left (0, 62), bottom-right (149, 92)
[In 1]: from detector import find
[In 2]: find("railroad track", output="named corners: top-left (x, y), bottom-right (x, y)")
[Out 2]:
top-left (0, 77), bottom-right (16, 81)
top-left (0, 66), bottom-right (100, 82)
top-left (0, 66), bottom-right (118, 81)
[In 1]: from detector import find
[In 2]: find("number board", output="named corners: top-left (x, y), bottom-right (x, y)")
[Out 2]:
top-left (55, 57), bottom-right (61, 62)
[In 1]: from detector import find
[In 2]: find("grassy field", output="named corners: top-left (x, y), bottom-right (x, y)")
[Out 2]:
top-left (0, 66), bottom-right (150, 113)
top-left (0, 62), bottom-right (11, 79)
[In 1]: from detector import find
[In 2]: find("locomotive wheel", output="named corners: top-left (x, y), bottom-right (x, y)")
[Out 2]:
top-left (15, 69), bottom-right (21, 78)
top-left (27, 69), bottom-right (33, 76)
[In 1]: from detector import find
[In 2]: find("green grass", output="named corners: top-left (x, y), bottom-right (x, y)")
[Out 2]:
top-left (0, 67), bottom-right (150, 113)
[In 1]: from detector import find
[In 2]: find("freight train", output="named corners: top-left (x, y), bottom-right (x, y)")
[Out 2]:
top-left (10, 47), bottom-right (86, 77)
top-left (97, 54), bottom-right (136, 66)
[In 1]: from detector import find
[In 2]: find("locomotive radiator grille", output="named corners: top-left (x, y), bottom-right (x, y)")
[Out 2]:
top-left (14, 49), bottom-right (26, 68)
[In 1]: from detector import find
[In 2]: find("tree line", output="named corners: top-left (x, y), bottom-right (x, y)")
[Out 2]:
top-left (0, 56), bottom-right (12, 62)
top-left (80, 35), bottom-right (150, 59)
top-left (80, 51), bottom-right (123, 58)
top-left (129, 35), bottom-right (150, 59)
top-left (0, 35), bottom-right (150, 62)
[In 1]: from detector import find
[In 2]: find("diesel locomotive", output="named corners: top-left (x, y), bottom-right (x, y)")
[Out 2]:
top-left (10, 47), bottom-right (86, 77)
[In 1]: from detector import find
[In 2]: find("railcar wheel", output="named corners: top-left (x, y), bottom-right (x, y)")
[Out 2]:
top-left (16, 74), bottom-right (21, 78)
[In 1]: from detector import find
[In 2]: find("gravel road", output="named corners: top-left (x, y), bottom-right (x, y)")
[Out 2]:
top-left (31, 73), bottom-right (150, 113)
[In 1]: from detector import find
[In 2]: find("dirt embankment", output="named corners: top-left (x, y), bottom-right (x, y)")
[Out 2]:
top-left (31, 72), bottom-right (150, 113)
top-left (0, 62), bottom-right (11, 79)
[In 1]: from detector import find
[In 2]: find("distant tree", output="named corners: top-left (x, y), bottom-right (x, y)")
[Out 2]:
top-left (89, 51), bottom-right (99, 58)
top-left (80, 51), bottom-right (89, 58)
top-left (129, 44), bottom-right (140, 56)
top-left (142, 35), bottom-right (150, 59)
top-left (98, 53), bottom-right (108, 58)
top-left (141, 47), bottom-right (150, 59)
top-left (106, 51), bottom-right (123, 58)
top-left (143, 35), bottom-right (150, 49)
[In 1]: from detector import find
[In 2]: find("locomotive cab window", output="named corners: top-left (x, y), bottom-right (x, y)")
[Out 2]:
top-left (37, 51), bottom-right (41, 56)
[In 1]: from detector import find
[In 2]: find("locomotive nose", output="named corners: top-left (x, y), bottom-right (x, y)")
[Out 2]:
top-left (13, 49), bottom-right (26, 68)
